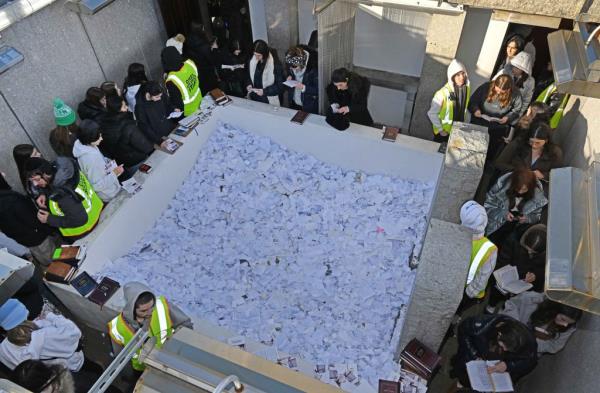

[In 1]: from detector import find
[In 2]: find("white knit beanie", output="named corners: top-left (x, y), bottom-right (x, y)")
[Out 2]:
top-left (460, 200), bottom-right (487, 236)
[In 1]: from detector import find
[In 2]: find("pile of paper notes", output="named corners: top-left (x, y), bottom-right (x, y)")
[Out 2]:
top-left (103, 122), bottom-right (434, 386)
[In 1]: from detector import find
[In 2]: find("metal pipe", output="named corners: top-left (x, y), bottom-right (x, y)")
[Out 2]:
top-left (585, 24), bottom-right (600, 47)
top-left (88, 329), bottom-right (151, 393)
top-left (213, 375), bottom-right (244, 393)
top-left (313, 0), bottom-right (338, 15)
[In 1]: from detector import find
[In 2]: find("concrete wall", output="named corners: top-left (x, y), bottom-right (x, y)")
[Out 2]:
top-left (452, 0), bottom-right (588, 20)
top-left (0, 0), bottom-right (166, 190)
top-left (298, 0), bottom-right (317, 45)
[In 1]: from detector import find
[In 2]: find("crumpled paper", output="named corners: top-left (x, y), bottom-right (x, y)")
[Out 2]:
top-left (103, 122), bottom-right (434, 386)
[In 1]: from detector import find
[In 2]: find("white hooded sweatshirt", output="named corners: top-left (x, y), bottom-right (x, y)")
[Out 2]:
top-left (427, 59), bottom-right (470, 132)
top-left (72, 139), bottom-right (121, 202)
top-left (0, 313), bottom-right (84, 371)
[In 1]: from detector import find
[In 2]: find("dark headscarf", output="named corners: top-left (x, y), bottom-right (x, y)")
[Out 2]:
top-left (161, 46), bottom-right (184, 73)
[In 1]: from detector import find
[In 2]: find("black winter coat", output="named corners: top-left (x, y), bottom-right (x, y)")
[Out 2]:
top-left (134, 92), bottom-right (177, 145)
top-left (284, 46), bottom-right (319, 114)
top-left (77, 101), bottom-right (105, 122)
top-left (326, 75), bottom-right (373, 127)
top-left (0, 190), bottom-right (53, 247)
top-left (183, 33), bottom-right (220, 94)
top-left (245, 55), bottom-right (284, 104)
top-left (495, 234), bottom-right (546, 292)
top-left (98, 112), bottom-right (154, 167)
top-left (454, 315), bottom-right (537, 386)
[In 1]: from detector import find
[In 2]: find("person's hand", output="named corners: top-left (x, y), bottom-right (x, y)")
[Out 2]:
top-left (533, 170), bottom-right (544, 179)
top-left (525, 272), bottom-right (536, 283)
top-left (474, 109), bottom-right (482, 118)
top-left (295, 83), bottom-right (305, 90)
top-left (339, 106), bottom-right (350, 114)
top-left (518, 214), bottom-right (527, 223)
top-left (499, 116), bottom-right (509, 124)
top-left (36, 195), bottom-right (46, 209)
top-left (440, 131), bottom-right (449, 137)
top-left (37, 209), bottom-right (49, 223)
top-left (503, 136), bottom-right (512, 144)
top-left (487, 361), bottom-right (507, 374)
top-left (287, 76), bottom-right (292, 81)
top-left (506, 212), bottom-right (515, 221)
top-left (234, 49), bottom-right (241, 56)
top-left (255, 89), bottom-right (264, 96)
top-left (173, 108), bottom-right (181, 113)
top-left (113, 165), bottom-right (124, 176)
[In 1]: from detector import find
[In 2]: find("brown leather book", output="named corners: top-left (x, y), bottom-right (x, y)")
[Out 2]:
top-left (45, 261), bottom-right (77, 283)
top-left (52, 245), bottom-right (85, 262)
top-left (209, 88), bottom-right (232, 106)
top-left (378, 380), bottom-right (400, 393)
top-left (382, 126), bottom-right (400, 142)
top-left (290, 110), bottom-right (309, 125)
top-left (88, 277), bottom-right (120, 307)
top-left (400, 339), bottom-right (441, 381)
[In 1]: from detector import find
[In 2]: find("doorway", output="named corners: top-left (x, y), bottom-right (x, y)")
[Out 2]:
top-left (157, 0), bottom-right (253, 52)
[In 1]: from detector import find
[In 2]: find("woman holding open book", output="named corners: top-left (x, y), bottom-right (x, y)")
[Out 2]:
top-left (501, 291), bottom-right (582, 354)
top-left (469, 75), bottom-right (523, 162)
top-left (450, 314), bottom-right (537, 390)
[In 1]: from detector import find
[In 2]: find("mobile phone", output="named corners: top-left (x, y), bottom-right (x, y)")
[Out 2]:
top-left (139, 164), bottom-right (152, 173)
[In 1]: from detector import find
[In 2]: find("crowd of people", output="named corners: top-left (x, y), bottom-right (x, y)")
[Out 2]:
top-left (0, 20), bottom-right (581, 393)
top-left (430, 34), bottom-right (581, 393)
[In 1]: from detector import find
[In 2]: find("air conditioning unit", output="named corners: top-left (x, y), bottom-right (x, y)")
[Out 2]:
top-left (548, 21), bottom-right (600, 98)
top-left (65, 0), bottom-right (115, 15)
top-left (546, 163), bottom-right (600, 315)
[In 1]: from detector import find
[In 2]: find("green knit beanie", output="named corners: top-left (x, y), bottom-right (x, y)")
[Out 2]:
top-left (53, 98), bottom-right (76, 126)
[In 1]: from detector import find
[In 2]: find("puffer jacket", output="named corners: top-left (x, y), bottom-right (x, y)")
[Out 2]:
top-left (484, 172), bottom-right (547, 235)
top-left (72, 140), bottom-right (121, 202)
top-left (98, 112), bottom-right (154, 168)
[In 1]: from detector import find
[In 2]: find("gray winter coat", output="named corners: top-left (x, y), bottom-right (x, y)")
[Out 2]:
top-left (484, 172), bottom-right (547, 235)
top-left (111, 281), bottom-right (193, 356)
top-left (501, 291), bottom-right (576, 354)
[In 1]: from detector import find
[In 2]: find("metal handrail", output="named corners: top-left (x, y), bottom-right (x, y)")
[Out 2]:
top-left (313, 0), bottom-right (338, 15)
top-left (87, 329), bottom-right (151, 393)
top-left (213, 375), bottom-right (244, 393)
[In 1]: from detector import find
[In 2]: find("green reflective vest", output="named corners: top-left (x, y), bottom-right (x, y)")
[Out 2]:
top-left (167, 59), bottom-right (202, 116)
top-left (48, 172), bottom-right (103, 238)
top-left (466, 237), bottom-right (497, 299)
top-left (432, 83), bottom-right (470, 135)
top-left (107, 296), bottom-right (174, 371)
top-left (535, 83), bottom-right (570, 129)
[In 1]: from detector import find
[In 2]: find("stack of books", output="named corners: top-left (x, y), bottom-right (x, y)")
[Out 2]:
top-left (45, 245), bottom-right (87, 283)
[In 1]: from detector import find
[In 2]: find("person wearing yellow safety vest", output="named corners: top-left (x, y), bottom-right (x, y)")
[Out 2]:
top-left (25, 157), bottom-right (103, 240)
top-left (108, 282), bottom-right (193, 373)
top-left (161, 46), bottom-right (202, 117)
top-left (535, 83), bottom-right (569, 129)
top-left (427, 59), bottom-right (470, 143)
top-left (460, 201), bottom-right (497, 301)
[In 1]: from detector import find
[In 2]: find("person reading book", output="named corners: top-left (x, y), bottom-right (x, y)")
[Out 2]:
top-left (326, 68), bottom-right (373, 130)
top-left (135, 81), bottom-right (178, 147)
top-left (501, 291), bottom-right (582, 354)
top-left (486, 224), bottom-right (547, 313)
top-left (107, 282), bottom-right (193, 374)
top-left (450, 314), bottom-right (537, 390)
top-left (284, 45), bottom-right (318, 114)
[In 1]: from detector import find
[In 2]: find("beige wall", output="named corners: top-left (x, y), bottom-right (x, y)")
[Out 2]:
top-left (452, 0), bottom-right (593, 21)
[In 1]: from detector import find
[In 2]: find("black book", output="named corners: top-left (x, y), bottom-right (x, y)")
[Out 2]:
top-left (88, 277), bottom-right (120, 307)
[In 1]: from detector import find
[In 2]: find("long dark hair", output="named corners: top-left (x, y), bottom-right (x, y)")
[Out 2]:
top-left (85, 87), bottom-right (106, 108)
top-left (524, 122), bottom-right (559, 160)
top-left (13, 144), bottom-right (37, 190)
top-left (530, 299), bottom-right (583, 338)
top-left (123, 63), bottom-right (148, 90)
top-left (488, 319), bottom-right (529, 355)
top-left (331, 67), bottom-right (368, 101)
top-left (252, 39), bottom-right (270, 63)
top-left (506, 169), bottom-right (537, 209)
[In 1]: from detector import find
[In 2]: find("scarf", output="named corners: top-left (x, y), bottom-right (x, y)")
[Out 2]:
top-left (249, 53), bottom-right (280, 106)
